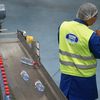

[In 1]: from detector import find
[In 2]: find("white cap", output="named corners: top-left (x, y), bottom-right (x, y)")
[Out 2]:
top-left (76, 3), bottom-right (98, 20)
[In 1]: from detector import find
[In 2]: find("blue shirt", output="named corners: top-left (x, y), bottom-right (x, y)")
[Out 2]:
top-left (60, 73), bottom-right (98, 100)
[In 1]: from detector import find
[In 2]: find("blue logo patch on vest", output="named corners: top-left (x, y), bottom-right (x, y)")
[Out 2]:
top-left (66, 33), bottom-right (78, 43)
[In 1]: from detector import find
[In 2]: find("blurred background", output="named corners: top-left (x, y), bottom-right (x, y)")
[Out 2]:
top-left (0, 0), bottom-right (100, 99)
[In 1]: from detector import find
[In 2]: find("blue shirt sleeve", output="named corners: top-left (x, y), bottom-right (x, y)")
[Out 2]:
top-left (89, 32), bottom-right (100, 58)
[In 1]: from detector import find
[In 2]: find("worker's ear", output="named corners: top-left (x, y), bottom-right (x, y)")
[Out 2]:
top-left (96, 30), bottom-right (100, 36)
top-left (85, 17), bottom-right (97, 26)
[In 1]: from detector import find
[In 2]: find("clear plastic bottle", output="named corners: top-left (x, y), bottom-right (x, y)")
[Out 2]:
top-left (35, 80), bottom-right (45, 92)
top-left (5, 95), bottom-right (11, 100)
top-left (20, 70), bottom-right (29, 81)
top-left (20, 57), bottom-right (33, 66)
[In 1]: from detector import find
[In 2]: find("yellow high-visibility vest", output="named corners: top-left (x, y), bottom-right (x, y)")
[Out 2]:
top-left (59, 21), bottom-right (97, 77)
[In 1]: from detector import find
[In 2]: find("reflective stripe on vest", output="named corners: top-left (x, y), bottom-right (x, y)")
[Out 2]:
top-left (59, 59), bottom-right (96, 69)
top-left (59, 49), bottom-right (95, 60)
top-left (59, 49), bottom-right (96, 69)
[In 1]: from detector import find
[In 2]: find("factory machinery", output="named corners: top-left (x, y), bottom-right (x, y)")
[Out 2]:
top-left (0, 31), bottom-right (67, 100)
top-left (0, 3), bottom-right (67, 100)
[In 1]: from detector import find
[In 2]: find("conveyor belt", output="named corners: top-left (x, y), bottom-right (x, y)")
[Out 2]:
top-left (0, 32), bottom-right (67, 100)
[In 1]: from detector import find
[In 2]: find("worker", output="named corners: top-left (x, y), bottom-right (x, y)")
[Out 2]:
top-left (58, 3), bottom-right (99, 100)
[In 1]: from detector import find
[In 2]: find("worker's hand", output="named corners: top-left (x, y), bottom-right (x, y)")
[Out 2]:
top-left (96, 30), bottom-right (100, 36)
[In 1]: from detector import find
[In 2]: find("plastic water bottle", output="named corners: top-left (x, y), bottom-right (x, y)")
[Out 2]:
top-left (35, 80), bottom-right (45, 92)
top-left (20, 57), bottom-right (33, 66)
top-left (5, 95), bottom-right (10, 100)
top-left (20, 70), bottom-right (29, 81)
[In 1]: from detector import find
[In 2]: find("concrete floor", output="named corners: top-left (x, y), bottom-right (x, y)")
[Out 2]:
top-left (0, 0), bottom-right (100, 99)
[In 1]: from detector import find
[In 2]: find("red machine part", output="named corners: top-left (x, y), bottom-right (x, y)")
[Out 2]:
top-left (0, 55), bottom-right (10, 96)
